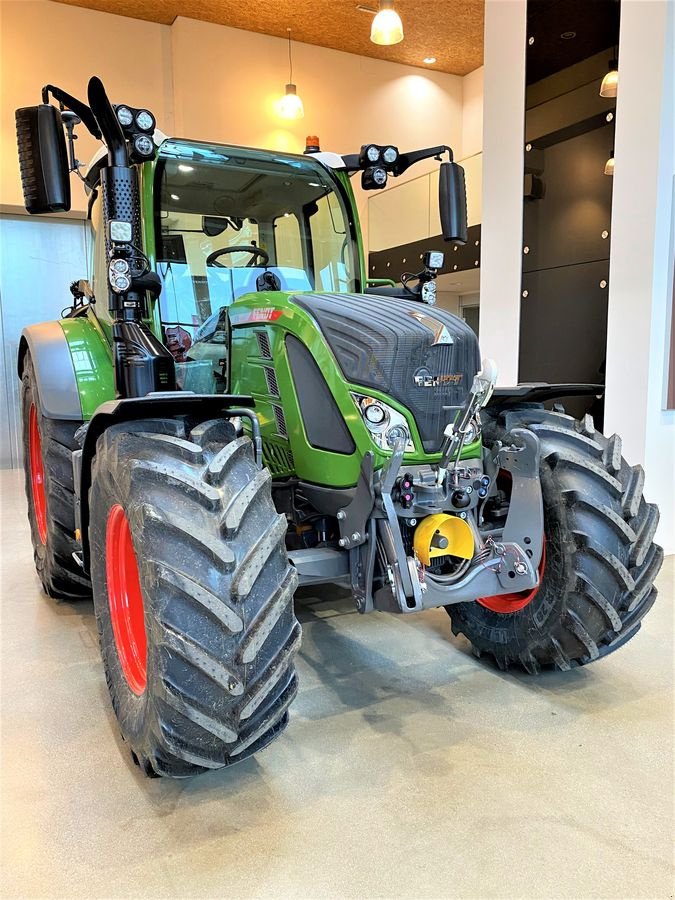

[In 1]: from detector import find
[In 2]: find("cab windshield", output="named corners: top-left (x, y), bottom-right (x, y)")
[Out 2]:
top-left (154, 140), bottom-right (360, 338)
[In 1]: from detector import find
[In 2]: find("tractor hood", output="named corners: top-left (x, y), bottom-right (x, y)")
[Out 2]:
top-left (288, 293), bottom-right (481, 453)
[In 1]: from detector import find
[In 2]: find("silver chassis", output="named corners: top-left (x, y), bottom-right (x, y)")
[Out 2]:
top-left (288, 429), bottom-right (544, 616)
top-left (372, 428), bottom-right (544, 613)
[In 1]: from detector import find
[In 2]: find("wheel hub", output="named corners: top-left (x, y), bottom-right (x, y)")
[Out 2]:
top-left (105, 504), bottom-right (147, 695)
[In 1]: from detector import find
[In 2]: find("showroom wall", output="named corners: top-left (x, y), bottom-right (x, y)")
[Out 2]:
top-left (0, 0), bottom-right (469, 252)
top-left (0, 0), bottom-right (474, 469)
top-left (479, 0), bottom-right (674, 552)
top-left (0, 0), bottom-right (174, 211)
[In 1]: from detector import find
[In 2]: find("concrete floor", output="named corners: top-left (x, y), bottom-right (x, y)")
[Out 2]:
top-left (0, 468), bottom-right (673, 900)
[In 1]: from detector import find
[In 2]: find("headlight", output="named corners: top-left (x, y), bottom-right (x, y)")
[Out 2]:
top-left (353, 394), bottom-right (415, 453)
top-left (111, 272), bottom-right (131, 292)
top-left (135, 110), bottom-right (155, 132)
top-left (362, 166), bottom-right (388, 190)
top-left (115, 105), bottom-right (134, 127)
top-left (382, 145), bottom-right (398, 165)
top-left (421, 281), bottom-right (437, 304)
top-left (386, 425), bottom-right (408, 449)
top-left (133, 134), bottom-right (155, 157)
top-left (365, 144), bottom-right (380, 163)
top-left (111, 258), bottom-right (130, 275)
top-left (364, 403), bottom-right (387, 425)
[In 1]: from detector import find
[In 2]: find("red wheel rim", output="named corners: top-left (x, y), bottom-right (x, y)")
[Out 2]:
top-left (28, 404), bottom-right (47, 545)
top-left (477, 538), bottom-right (547, 613)
top-left (106, 504), bottom-right (147, 695)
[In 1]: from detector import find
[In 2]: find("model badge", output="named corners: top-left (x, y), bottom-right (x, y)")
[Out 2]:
top-left (414, 367), bottom-right (463, 388)
top-left (407, 310), bottom-right (454, 346)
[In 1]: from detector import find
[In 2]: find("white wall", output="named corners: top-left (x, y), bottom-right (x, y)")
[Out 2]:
top-left (478, 0), bottom-right (527, 385)
top-left (0, 0), bottom-right (174, 210)
top-left (462, 66), bottom-right (484, 159)
top-left (169, 17), bottom-right (464, 255)
top-left (0, 1), bottom-right (465, 249)
top-left (604, 0), bottom-right (675, 553)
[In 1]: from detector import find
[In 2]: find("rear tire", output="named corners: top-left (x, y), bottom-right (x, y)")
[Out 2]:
top-left (89, 417), bottom-right (300, 777)
top-left (447, 407), bottom-right (663, 673)
top-left (20, 353), bottom-right (90, 600)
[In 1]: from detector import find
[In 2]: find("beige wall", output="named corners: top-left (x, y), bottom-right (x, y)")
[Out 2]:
top-left (461, 65), bottom-right (484, 159)
top-left (0, 0), bottom-right (467, 243)
top-left (0, 0), bottom-right (174, 209)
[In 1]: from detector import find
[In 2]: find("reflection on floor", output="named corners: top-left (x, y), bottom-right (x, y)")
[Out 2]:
top-left (1, 468), bottom-right (673, 899)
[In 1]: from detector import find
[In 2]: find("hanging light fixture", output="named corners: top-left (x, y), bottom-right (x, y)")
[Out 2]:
top-left (600, 58), bottom-right (619, 98)
top-left (604, 149), bottom-right (615, 176)
top-left (279, 28), bottom-right (304, 120)
top-left (370, 0), bottom-right (404, 46)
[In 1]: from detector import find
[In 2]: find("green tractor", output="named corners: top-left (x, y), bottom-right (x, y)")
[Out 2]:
top-left (15, 77), bottom-right (663, 777)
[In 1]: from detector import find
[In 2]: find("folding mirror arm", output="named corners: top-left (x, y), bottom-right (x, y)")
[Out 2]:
top-left (392, 144), bottom-right (453, 176)
top-left (41, 84), bottom-right (101, 140)
top-left (341, 144), bottom-right (453, 175)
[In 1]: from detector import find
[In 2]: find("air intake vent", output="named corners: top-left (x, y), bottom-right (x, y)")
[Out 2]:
top-left (273, 404), bottom-right (288, 437)
top-left (263, 442), bottom-right (295, 476)
top-left (256, 330), bottom-right (272, 359)
top-left (263, 366), bottom-right (280, 396)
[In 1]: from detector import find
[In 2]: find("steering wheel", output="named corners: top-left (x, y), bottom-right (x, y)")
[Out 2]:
top-left (206, 245), bottom-right (269, 268)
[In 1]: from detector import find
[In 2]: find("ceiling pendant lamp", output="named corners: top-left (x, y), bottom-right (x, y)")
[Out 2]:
top-left (370, 0), bottom-right (404, 46)
top-left (600, 58), bottom-right (619, 98)
top-left (279, 28), bottom-right (304, 120)
top-left (604, 149), bottom-right (615, 176)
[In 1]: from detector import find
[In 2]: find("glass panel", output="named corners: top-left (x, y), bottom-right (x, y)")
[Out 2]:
top-left (154, 141), bottom-right (360, 336)
top-left (0, 214), bottom-right (90, 468)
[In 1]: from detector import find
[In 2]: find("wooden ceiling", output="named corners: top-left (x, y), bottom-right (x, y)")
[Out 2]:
top-left (51, 0), bottom-right (484, 75)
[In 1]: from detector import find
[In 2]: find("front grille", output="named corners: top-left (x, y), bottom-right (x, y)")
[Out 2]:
top-left (256, 330), bottom-right (272, 359)
top-left (264, 366), bottom-right (280, 396)
top-left (273, 404), bottom-right (288, 437)
top-left (289, 292), bottom-right (480, 452)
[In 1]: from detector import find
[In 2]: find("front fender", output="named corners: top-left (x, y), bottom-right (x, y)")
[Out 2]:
top-left (18, 322), bottom-right (82, 419)
top-left (18, 315), bottom-right (115, 420)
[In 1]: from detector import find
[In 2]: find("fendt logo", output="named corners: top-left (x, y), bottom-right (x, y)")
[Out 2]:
top-left (407, 310), bottom-right (455, 346)
top-left (413, 367), bottom-right (463, 388)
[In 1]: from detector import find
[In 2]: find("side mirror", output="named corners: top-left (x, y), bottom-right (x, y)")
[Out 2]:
top-left (15, 105), bottom-right (71, 214)
top-left (439, 161), bottom-right (467, 245)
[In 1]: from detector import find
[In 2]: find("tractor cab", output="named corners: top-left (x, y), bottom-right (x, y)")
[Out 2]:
top-left (153, 140), bottom-right (362, 355)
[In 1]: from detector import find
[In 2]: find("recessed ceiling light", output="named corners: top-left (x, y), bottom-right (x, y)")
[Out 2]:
top-left (423, 56), bottom-right (436, 65)
top-left (170, 193), bottom-right (180, 200)
top-left (561, 31), bottom-right (576, 39)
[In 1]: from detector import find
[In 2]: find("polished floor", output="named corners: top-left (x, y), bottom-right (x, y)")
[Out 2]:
top-left (1, 468), bottom-right (673, 899)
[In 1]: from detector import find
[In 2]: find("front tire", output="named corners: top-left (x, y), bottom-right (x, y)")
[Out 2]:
top-left (89, 417), bottom-right (300, 777)
top-left (20, 353), bottom-right (90, 600)
top-left (447, 408), bottom-right (663, 673)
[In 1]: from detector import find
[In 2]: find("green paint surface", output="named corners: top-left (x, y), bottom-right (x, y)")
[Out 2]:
top-left (60, 314), bottom-right (115, 419)
top-left (228, 291), bottom-right (481, 488)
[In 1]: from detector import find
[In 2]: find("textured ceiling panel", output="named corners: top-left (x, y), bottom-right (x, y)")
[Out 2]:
top-left (51, 0), bottom-right (484, 75)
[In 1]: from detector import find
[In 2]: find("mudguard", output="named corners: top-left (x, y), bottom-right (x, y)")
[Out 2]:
top-left (17, 321), bottom-right (82, 419)
top-left (488, 383), bottom-right (603, 406)
top-left (18, 316), bottom-right (115, 420)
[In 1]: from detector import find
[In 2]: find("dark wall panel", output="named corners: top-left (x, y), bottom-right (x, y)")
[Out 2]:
top-left (523, 126), bottom-right (614, 274)
top-left (520, 260), bottom-right (608, 386)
